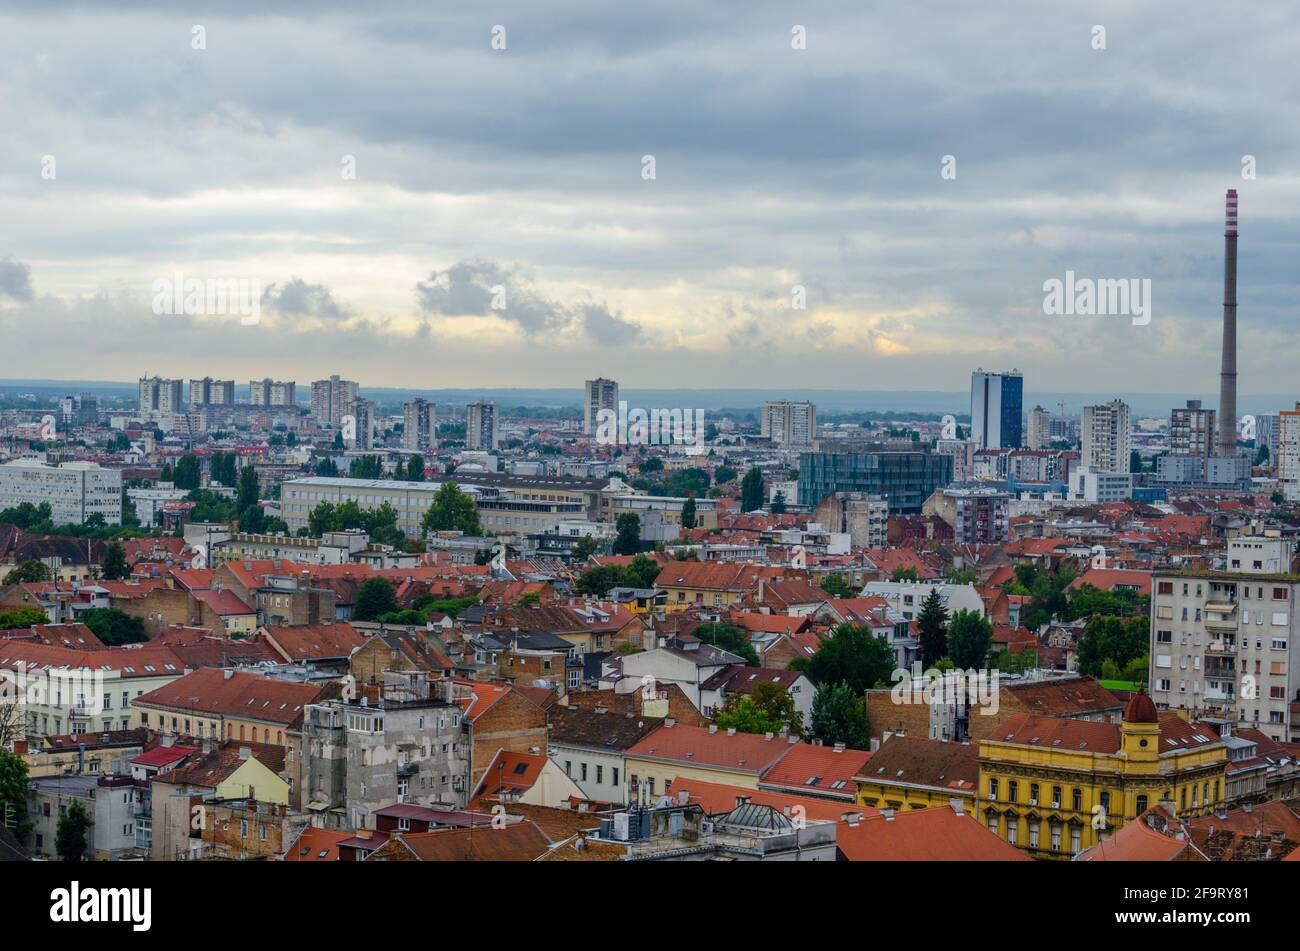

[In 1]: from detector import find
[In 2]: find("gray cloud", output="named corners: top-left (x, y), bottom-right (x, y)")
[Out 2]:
top-left (0, 1), bottom-right (1297, 391)
top-left (0, 258), bottom-right (34, 302)
top-left (261, 278), bottom-right (346, 320)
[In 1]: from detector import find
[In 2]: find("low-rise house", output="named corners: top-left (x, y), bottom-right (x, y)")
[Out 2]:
top-left (547, 706), bottom-right (663, 805)
top-left (456, 681), bottom-right (550, 788)
top-left (618, 643), bottom-right (748, 714)
top-left (132, 667), bottom-right (323, 747)
top-left (149, 743), bottom-right (290, 861)
top-left (469, 748), bottom-right (586, 809)
top-left (852, 734), bottom-right (979, 811)
top-left (199, 798), bottom-right (311, 861)
top-left (0, 641), bottom-right (185, 740)
top-left (697, 665), bottom-right (814, 723)
top-left (27, 773), bottom-right (143, 860)
top-left (263, 622), bottom-right (367, 673)
top-left (623, 721), bottom-right (798, 796)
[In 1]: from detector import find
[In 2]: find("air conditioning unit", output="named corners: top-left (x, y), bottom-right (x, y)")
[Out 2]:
top-left (1051, 801), bottom-right (1060, 809)
top-left (1029, 799), bottom-right (1038, 806)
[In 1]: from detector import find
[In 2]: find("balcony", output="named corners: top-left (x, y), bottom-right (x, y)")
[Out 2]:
top-left (396, 761), bottom-right (420, 778)
top-left (1206, 639), bottom-right (1237, 655)
top-left (1203, 604), bottom-right (1238, 633)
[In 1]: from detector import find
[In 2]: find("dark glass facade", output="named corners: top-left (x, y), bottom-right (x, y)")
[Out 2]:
top-left (797, 451), bottom-right (954, 513)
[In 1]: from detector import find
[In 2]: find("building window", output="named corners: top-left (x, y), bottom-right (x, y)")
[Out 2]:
top-left (1070, 827), bottom-right (1081, 855)
top-left (1071, 788), bottom-right (1082, 812)
top-left (1028, 823), bottom-right (1039, 850)
top-left (1050, 825), bottom-right (1061, 852)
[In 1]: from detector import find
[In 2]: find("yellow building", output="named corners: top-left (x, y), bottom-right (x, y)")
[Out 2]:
top-left (132, 667), bottom-right (322, 747)
top-left (853, 733), bottom-right (979, 811)
top-left (623, 722), bottom-right (796, 796)
top-left (653, 562), bottom-right (764, 613)
top-left (977, 693), bottom-right (1228, 859)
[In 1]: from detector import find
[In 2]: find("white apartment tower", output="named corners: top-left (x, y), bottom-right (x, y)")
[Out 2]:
top-left (138, 376), bottom-right (183, 417)
top-left (1025, 405), bottom-right (1052, 451)
top-left (1170, 399), bottom-right (1216, 459)
top-left (250, 378), bottom-right (297, 406)
top-left (1278, 404), bottom-right (1300, 502)
top-left (1150, 534), bottom-right (1300, 743)
top-left (583, 378), bottom-right (619, 436)
top-left (761, 401), bottom-right (817, 446)
top-left (403, 399), bottom-right (437, 452)
top-left (311, 375), bottom-right (359, 426)
top-left (1081, 400), bottom-right (1132, 474)
top-left (466, 401), bottom-right (499, 450)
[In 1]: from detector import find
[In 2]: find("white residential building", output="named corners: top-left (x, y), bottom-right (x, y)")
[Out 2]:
top-left (1081, 400), bottom-right (1131, 474)
top-left (0, 460), bottom-right (122, 525)
top-left (583, 378), bottom-right (619, 436)
top-left (1150, 534), bottom-right (1300, 743)
top-left (466, 401), bottom-right (499, 450)
top-left (761, 401), bottom-right (817, 446)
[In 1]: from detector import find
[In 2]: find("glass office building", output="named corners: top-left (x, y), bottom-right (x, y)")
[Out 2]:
top-left (797, 451), bottom-right (954, 513)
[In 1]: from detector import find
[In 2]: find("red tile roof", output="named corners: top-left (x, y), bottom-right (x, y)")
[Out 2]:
top-left (626, 723), bottom-right (796, 775)
top-left (264, 622), bottom-right (366, 662)
top-left (838, 805), bottom-right (1032, 861)
top-left (134, 667), bottom-right (322, 725)
top-left (759, 743), bottom-right (872, 800)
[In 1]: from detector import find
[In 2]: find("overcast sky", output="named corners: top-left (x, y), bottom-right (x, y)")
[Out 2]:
top-left (1, 1), bottom-right (1297, 394)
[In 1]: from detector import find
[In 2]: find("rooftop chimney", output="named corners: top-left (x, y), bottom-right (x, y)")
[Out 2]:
top-left (1218, 188), bottom-right (1239, 457)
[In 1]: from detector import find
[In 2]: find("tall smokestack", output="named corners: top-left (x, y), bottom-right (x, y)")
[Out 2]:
top-left (1218, 188), bottom-right (1238, 457)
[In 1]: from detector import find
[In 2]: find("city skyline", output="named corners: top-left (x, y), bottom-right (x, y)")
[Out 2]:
top-left (2, 2), bottom-right (1298, 391)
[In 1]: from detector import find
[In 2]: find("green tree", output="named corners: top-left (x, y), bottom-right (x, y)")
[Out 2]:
top-left (891, 566), bottom-right (920, 582)
top-left (691, 622), bottom-right (759, 666)
top-left (420, 481), bottom-right (482, 536)
top-left (354, 576), bottom-right (398, 621)
top-left (1076, 614), bottom-right (1149, 678)
top-left (406, 456), bottom-right (426, 481)
top-left (795, 622), bottom-right (896, 694)
top-left (173, 454), bottom-right (201, 491)
top-left (100, 542), bottom-right (131, 581)
top-left (315, 457), bottom-right (339, 477)
top-left (0, 748), bottom-right (32, 842)
top-left (613, 513), bottom-right (641, 555)
top-left (740, 467), bottom-right (764, 512)
top-left (571, 534), bottom-right (600, 562)
top-left (236, 465), bottom-right (260, 513)
top-left (916, 587), bottom-right (950, 667)
top-left (714, 465), bottom-right (737, 484)
top-left (3, 560), bottom-right (51, 585)
top-left (0, 607), bottom-right (49, 629)
top-left (308, 501), bottom-right (337, 537)
top-left (948, 610), bottom-right (994, 669)
top-left (808, 681), bottom-right (871, 749)
top-left (239, 504), bottom-right (266, 534)
top-left (56, 799), bottom-right (93, 861)
top-left (680, 495), bottom-right (697, 531)
top-left (349, 455), bottom-right (383, 479)
top-left (818, 573), bottom-right (857, 599)
top-left (79, 608), bottom-right (147, 646)
top-left (770, 490), bottom-right (787, 515)
top-left (714, 682), bottom-right (803, 735)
